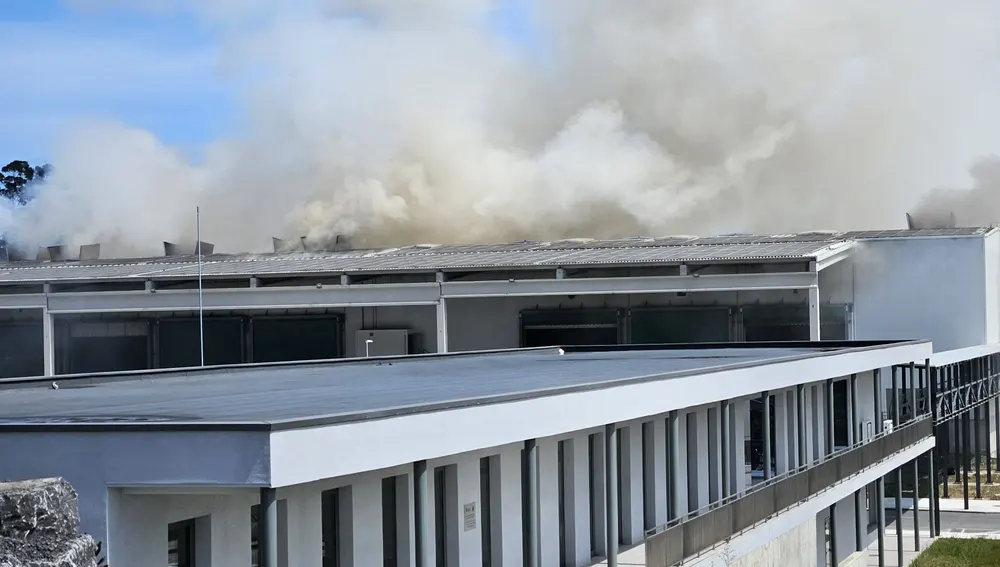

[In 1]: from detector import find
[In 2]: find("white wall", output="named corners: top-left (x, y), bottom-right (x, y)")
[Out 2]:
top-left (823, 237), bottom-right (992, 351)
top-left (340, 305), bottom-right (438, 356)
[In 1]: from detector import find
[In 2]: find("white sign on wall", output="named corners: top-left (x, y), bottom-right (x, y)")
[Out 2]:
top-left (463, 502), bottom-right (476, 531)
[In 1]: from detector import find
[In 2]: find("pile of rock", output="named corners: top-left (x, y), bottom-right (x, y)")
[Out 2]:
top-left (0, 478), bottom-right (99, 567)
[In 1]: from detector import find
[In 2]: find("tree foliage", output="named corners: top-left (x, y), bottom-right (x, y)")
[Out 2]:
top-left (1, 160), bottom-right (50, 204)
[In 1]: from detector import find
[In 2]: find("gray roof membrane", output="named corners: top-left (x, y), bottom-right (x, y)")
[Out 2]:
top-left (0, 345), bottom-right (858, 429)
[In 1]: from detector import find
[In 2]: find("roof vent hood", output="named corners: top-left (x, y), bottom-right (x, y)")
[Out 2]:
top-left (905, 211), bottom-right (957, 229)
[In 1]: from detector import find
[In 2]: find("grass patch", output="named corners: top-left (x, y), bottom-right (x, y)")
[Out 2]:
top-left (911, 538), bottom-right (1000, 567)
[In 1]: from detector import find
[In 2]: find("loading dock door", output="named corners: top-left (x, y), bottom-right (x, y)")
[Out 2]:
top-left (252, 316), bottom-right (343, 363)
top-left (158, 318), bottom-right (245, 368)
top-left (520, 309), bottom-right (622, 347)
top-left (629, 307), bottom-right (731, 344)
top-left (0, 320), bottom-right (43, 378)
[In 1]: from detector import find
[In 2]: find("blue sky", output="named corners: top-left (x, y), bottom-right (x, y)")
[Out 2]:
top-left (0, 0), bottom-right (536, 166)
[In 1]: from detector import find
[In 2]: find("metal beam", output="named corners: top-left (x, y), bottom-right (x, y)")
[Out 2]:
top-left (45, 283), bottom-right (442, 313)
top-left (34, 271), bottom-right (820, 313)
top-left (441, 272), bottom-right (818, 298)
top-left (0, 293), bottom-right (45, 309)
top-left (814, 242), bottom-right (855, 271)
top-left (763, 391), bottom-right (772, 480)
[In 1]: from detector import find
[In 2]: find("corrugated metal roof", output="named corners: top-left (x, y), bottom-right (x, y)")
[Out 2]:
top-left (0, 346), bottom-right (833, 427)
top-left (0, 227), bottom-right (991, 284)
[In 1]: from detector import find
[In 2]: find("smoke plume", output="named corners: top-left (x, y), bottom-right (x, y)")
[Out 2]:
top-left (8, 0), bottom-right (1000, 256)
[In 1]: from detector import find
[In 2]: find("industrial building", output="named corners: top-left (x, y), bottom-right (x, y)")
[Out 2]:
top-left (0, 227), bottom-right (998, 566)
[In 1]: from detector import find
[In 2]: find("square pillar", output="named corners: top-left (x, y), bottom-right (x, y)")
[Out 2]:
top-left (774, 390), bottom-right (790, 475)
top-left (808, 285), bottom-right (821, 341)
top-left (436, 298), bottom-right (448, 353)
top-left (652, 419), bottom-right (669, 524)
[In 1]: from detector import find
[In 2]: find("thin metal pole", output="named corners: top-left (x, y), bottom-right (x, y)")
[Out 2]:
top-left (913, 458), bottom-right (920, 551)
top-left (854, 488), bottom-right (864, 552)
top-left (196, 206), bottom-right (205, 367)
top-left (849, 373), bottom-right (858, 446)
top-left (875, 368), bottom-right (884, 433)
top-left (826, 378), bottom-right (835, 454)
top-left (975, 403), bottom-right (982, 498)
top-left (892, 365), bottom-right (900, 426)
top-left (930, 450), bottom-right (939, 537)
top-left (259, 487), bottom-right (278, 567)
top-left (721, 400), bottom-right (730, 499)
top-left (763, 391), bottom-right (772, 480)
top-left (963, 406), bottom-right (971, 510)
top-left (829, 502), bottom-right (838, 567)
top-left (797, 384), bottom-right (806, 467)
top-left (896, 468), bottom-right (904, 567)
top-left (605, 424), bottom-right (619, 567)
top-left (876, 476), bottom-right (886, 567)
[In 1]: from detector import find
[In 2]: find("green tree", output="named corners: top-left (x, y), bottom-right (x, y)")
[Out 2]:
top-left (1, 160), bottom-right (50, 204)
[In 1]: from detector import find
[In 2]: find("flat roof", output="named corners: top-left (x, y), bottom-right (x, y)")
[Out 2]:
top-left (0, 342), bottom-right (916, 432)
top-left (0, 227), bottom-right (993, 284)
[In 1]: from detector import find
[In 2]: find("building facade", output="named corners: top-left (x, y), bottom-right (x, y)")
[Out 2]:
top-left (0, 227), bottom-right (999, 567)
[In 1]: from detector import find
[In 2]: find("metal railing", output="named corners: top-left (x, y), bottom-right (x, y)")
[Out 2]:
top-left (645, 415), bottom-right (933, 567)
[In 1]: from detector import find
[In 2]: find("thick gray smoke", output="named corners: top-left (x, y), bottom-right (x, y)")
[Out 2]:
top-left (8, 0), bottom-right (1000, 256)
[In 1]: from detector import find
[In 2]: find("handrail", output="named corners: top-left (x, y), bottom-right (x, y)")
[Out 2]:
top-left (645, 415), bottom-right (933, 567)
top-left (645, 412), bottom-right (932, 538)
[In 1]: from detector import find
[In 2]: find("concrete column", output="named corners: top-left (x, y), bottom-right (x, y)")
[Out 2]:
top-left (762, 391), bottom-right (772, 480)
top-left (42, 304), bottom-right (55, 376)
top-left (892, 366), bottom-right (901, 425)
top-left (808, 285), bottom-right (821, 341)
top-left (539, 442), bottom-right (560, 567)
top-left (668, 412), bottom-right (684, 519)
top-left (570, 434), bottom-right (593, 565)
top-left (525, 439), bottom-right (540, 567)
top-left (696, 410), bottom-right (710, 506)
top-left (435, 297), bottom-right (448, 353)
top-left (283, 489), bottom-right (322, 567)
top-left (414, 461), bottom-right (432, 567)
top-left (605, 424), bottom-right (619, 567)
top-left (774, 392), bottom-right (789, 475)
top-left (259, 488), bottom-right (278, 567)
top-left (499, 445), bottom-right (524, 565)
top-left (623, 425), bottom-right (643, 544)
top-left (734, 401), bottom-right (749, 494)
top-left (652, 420), bottom-right (669, 523)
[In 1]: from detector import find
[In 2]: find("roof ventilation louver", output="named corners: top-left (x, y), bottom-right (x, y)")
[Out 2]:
top-left (272, 237), bottom-right (287, 253)
top-left (46, 245), bottom-right (71, 262)
top-left (78, 243), bottom-right (101, 261)
top-left (163, 241), bottom-right (181, 256)
top-left (35, 247), bottom-right (50, 261)
top-left (195, 241), bottom-right (214, 255)
top-left (0, 246), bottom-right (8, 263)
top-left (905, 211), bottom-right (957, 230)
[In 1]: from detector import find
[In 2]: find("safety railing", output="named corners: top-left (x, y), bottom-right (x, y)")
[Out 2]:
top-left (644, 415), bottom-right (933, 567)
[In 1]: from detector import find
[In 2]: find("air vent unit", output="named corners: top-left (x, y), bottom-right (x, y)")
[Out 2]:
top-left (79, 243), bottom-right (101, 261)
top-left (905, 211), bottom-right (956, 229)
